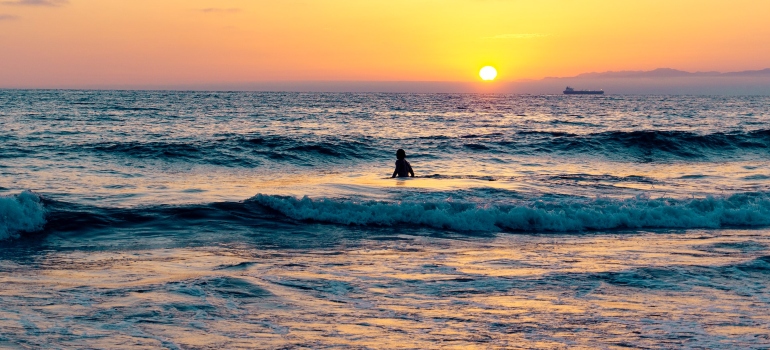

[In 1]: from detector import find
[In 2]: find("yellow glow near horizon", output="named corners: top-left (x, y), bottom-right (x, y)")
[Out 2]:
top-left (0, 0), bottom-right (769, 87)
top-left (479, 66), bottom-right (498, 81)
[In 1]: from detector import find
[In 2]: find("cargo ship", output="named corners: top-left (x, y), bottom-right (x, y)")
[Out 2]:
top-left (563, 87), bottom-right (604, 95)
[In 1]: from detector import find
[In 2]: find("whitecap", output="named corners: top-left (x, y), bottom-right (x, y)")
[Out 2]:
top-left (0, 191), bottom-right (47, 240)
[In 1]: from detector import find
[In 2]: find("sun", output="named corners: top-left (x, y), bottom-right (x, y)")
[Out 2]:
top-left (479, 66), bottom-right (497, 81)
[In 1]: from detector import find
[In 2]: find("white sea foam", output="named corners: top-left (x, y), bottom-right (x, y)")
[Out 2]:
top-left (0, 191), bottom-right (47, 240)
top-left (251, 192), bottom-right (770, 232)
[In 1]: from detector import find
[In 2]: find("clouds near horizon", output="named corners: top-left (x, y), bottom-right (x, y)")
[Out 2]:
top-left (0, 13), bottom-right (19, 19)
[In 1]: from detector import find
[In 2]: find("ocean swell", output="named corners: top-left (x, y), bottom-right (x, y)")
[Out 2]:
top-left (0, 191), bottom-right (47, 240)
top-left (250, 192), bottom-right (770, 232)
top-left (508, 129), bottom-right (770, 160)
top-left (82, 135), bottom-right (380, 167)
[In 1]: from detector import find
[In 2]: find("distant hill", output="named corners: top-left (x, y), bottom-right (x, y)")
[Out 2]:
top-left (562, 68), bottom-right (770, 79)
top-left (511, 68), bottom-right (770, 95)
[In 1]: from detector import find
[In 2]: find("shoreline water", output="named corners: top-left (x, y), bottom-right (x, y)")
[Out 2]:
top-left (2, 228), bottom-right (768, 348)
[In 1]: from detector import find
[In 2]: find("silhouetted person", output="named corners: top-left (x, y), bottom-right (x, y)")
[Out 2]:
top-left (392, 149), bottom-right (414, 178)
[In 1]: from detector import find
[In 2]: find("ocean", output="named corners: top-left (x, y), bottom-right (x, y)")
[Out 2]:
top-left (2, 90), bottom-right (770, 348)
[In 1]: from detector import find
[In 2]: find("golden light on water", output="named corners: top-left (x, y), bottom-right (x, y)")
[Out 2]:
top-left (479, 66), bottom-right (498, 81)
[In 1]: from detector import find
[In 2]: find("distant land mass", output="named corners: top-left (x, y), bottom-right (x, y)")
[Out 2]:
top-left (511, 68), bottom-right (770, 95)
top-left (565, 67), bottom-right (770, 79)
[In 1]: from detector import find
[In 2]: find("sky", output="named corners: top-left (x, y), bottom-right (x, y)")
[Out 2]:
top-left (1, 0), bottom-right (770, 89)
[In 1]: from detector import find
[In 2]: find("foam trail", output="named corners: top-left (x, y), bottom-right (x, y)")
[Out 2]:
top-left (0, 191), bottom-right (47, 240)
top-left (251, 192), bottom-right (770, 232)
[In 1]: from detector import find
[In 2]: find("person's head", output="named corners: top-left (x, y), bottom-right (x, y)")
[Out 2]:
top-left (396, 149), bottom-right (406, 160)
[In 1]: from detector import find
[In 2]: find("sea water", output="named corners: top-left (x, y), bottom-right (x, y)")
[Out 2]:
top-left (1, 91), bottom-right (769, 348)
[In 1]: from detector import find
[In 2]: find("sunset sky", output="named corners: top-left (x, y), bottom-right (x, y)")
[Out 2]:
top-left (2, 0), bottom-right (770, 88)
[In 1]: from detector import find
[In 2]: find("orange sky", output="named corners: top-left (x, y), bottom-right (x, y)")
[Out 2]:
top-left (1, 0), bottom-right (769, 88)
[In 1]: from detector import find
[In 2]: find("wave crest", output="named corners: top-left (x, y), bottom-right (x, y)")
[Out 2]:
top-left (250, 192), bottom-right (770, 232)
top-left (0, 191), bottom-right (47, 240)
top-left (507, 129), bottom-right (770, 160)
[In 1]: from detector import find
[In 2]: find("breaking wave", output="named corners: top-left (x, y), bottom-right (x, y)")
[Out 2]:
top-left (250, 192), bottom-right (770, 232)
top-left (0, 191), bottom-right (47, 240)
top-left (7, 190), bottom-right (770, 240)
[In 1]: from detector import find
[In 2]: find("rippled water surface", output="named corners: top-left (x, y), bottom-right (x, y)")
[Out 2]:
top-left (2, 91), bottom-right (770, 348)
